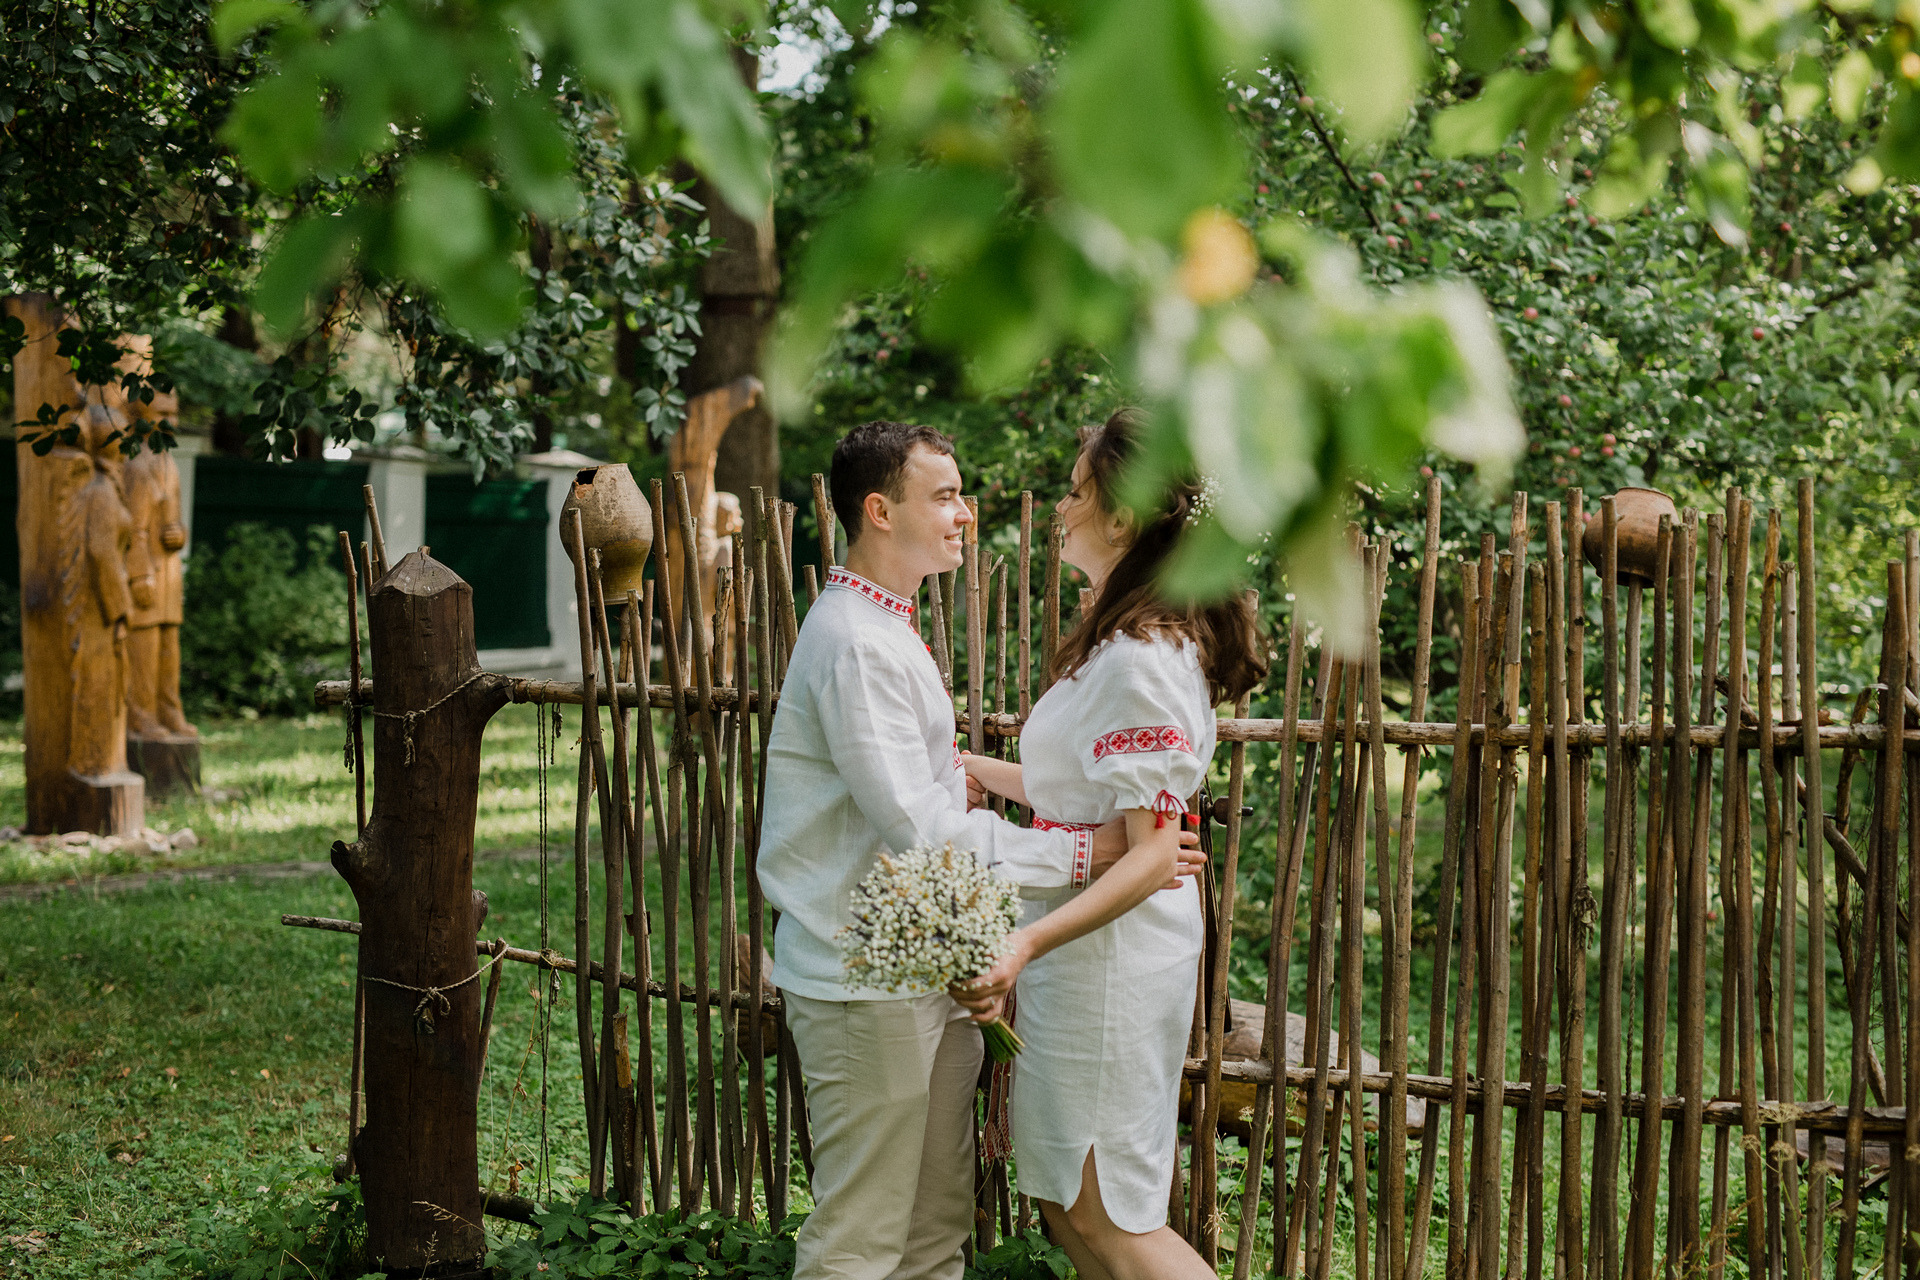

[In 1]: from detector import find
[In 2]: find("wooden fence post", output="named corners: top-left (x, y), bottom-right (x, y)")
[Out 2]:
top-left (332, 551), bottom-right (509, 1270)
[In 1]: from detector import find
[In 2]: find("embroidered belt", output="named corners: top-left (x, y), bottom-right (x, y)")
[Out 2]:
top-left (1032, 816), bottom-right (1095, 888)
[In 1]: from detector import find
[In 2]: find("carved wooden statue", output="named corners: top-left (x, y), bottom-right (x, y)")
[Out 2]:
top-left (5, 294), bottom-right (145, 835)
top-left (107, 338), bottom-right (200, 793)
top-left (664, 375), bottom-right (761, 653)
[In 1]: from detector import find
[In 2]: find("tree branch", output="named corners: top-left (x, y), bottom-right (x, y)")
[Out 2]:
top-left (1284, 69), bottom-right (1382, 233)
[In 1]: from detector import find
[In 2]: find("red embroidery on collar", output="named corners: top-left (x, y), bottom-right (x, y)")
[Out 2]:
top-left (1090, 725), bottom-right (1194, 761)
top-left (1033, 817), bottom-right (1096, 888)
top-left (825, 566), bottom-right (915, 621)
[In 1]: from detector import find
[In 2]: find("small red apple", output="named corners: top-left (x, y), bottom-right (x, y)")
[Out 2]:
top-left (1427, 210), bottom-right (1441, 221)
top-left (1385, 235), bottom-right (1402, 250)
top-left (1523, 307), bottom-right (1539, 320)
top-left (1602, 432), bottom-right (1616, 445)
top-left (1258, 184), bottom-right (1270, 194)
top-left (1420, 465), bottom-right (1434, 477)
top-left (1557, 393), bottom-right (1573, 408)
top-left (1569, 445), bottom-right (1583, 458)
top-left (1601, 446), bottom-right (1615, 458)
top-left (1297, 94), bottom-right (1314, 109)
top-left (1369, 171), bottom-right (1387, 186)
top-left (1412, 180), bottom-right (1423, 192)
top-left (1752, 326), bottom-right (1765, 339)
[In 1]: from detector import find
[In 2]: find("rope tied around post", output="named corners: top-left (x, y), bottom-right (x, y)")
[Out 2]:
top-left (374, 671), bottom-right (489, 766)
top-left (364, 951), bottom-right (504, 1035)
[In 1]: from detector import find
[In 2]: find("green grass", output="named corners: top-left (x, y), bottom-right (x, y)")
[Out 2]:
top-left (0, 706), bottom-right (577, 886)
top-left (1, 864), bottom-right (618, 1277)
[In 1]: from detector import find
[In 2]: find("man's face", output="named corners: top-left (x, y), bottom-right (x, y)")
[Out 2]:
top-left (877, 446), bottom-right (971, 578)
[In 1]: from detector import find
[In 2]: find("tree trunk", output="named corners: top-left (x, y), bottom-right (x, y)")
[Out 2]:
top-left (331, 551), bottom-right (509, 1270)
top-left (210, 304), bottom-right (257, 456)
top-left (689, 47), bottom-right (781, 510)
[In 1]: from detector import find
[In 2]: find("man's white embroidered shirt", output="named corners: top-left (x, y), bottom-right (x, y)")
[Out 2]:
top-left (758, 567), bottom-right (1084, 1001)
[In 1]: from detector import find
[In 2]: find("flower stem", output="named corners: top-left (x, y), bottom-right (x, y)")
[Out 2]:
top-left (980, 1016), bottom-right (1025, 1062)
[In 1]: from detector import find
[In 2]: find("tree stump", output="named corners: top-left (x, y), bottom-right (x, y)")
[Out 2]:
top-left (331, 551), bottom-right (508, 1271)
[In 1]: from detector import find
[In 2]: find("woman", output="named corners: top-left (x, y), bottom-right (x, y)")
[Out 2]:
top-left (957, 408), bottom-right (1266, 1280)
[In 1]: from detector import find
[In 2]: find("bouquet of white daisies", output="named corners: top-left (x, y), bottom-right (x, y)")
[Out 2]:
top-left (839, 842), bottom-right (1026, 1061)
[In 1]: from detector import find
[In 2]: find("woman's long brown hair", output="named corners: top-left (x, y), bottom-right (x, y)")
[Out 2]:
top-left (1047, 410), bottom-right (1267, 704)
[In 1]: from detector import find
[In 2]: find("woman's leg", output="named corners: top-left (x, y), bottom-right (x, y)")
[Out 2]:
top-left (1058, 1150), bottom-right (1214, 1280)
top-left (1037, 1197), bottom-right (1115, 1280)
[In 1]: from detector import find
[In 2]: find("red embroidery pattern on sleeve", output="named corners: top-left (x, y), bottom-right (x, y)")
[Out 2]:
top-left (1090, 724), bottom-right (1193, 761)
top-left (1033, 817), bottom-right (1096, 888)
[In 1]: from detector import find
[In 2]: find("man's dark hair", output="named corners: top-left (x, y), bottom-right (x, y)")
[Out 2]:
top-left (829, 421), bottom-right (956, 544)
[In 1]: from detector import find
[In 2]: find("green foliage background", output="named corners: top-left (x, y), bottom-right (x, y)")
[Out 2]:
top-left (179, 525), bottom-right (347, 718)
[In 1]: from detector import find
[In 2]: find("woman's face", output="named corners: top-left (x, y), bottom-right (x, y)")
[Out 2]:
top-left (1055, 449), bottom-right (1130, 588)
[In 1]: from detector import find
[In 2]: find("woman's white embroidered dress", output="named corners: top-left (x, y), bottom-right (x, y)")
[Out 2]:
top-left (1011, 633), bottom-right (1213, 1231)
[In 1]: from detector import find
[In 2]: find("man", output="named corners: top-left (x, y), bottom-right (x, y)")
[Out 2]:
top-left (758, 421), bottom-right (1201, 1280)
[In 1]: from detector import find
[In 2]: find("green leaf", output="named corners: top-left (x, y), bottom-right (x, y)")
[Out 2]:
top-left (490, 87), bottom-right (583, 223)
top-left (1782, 52), bottom-right (1825, 120)
top-left (1589, 110), bottom-right (1679, 218)
top-left (253, 210), bottom-right (364, 336)
top-left (1294, 0), bottom-right (1424, 145)
top-left (1047, 0), bottom-right (1243, 239)
top-left (1873, 82), bottom-right (1920, 181)
top-left (560, 0), bottom-right (770, 217)
top-left (219, 58), bottom-right (322, 193)
top-left (395, 158), bottom-right (493, 279)
top-left (1681, 120), bottom-right (1749, 246)
top-left (1831, 49), bottom-right (1875, 123)
top-left (1431, 69), bottom-right (1539, 156)
top-left (653, 0), bottom-right (773, 218)
top-left (1458, 0), bottom-right (1526, 73)
top-left (1633, 0), bottom-right (1700, 51)
top-left (769, 166), bottom-right (1008, 417)
top-left (1513, 152), bottom-right (1560, 217)
top-left (211, 0), bottom-right (306, 53)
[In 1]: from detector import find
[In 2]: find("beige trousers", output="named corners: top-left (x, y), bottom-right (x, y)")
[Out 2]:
top-left (783, 989), bottom-right (983, 1280)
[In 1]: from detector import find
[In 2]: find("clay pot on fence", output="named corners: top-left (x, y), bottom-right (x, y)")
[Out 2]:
top-left (1178, 998), bottom-right (1428, 1142)
top-left (1581, 487), bottom-right (1679, 586)
top-left (561, 465), bottom-right (653, 597)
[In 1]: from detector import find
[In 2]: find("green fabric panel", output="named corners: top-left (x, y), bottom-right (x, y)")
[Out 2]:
top-left (424, 473), bottom-right (549, 650)
top-left (189, 456), bottom-right (370, 566)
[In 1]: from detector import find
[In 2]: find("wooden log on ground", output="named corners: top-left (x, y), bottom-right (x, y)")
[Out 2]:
top-left (328, 551), bottom-right (510, 1269)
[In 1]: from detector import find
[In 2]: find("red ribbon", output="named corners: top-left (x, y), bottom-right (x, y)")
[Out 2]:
top-left (1152, 790), bottom-right (1186, 829)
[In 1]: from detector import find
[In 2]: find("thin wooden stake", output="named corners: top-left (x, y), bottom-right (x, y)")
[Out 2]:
top-left (586, 550), bottom-right (630, 1203)
top-left (1795, 478), bottom-right (1828, 1269)
top-left (1405, 561), bottom-right (1483, 1277)
top-left (338, 530), bottom-right (367, 836)
top-left (1039, 513), bottom-right (1063, 696)
top-left (362, 484), bottom-right (389, 578)
top-left (1018, 493), bottom-right (1033, 719)
top-left (563, 508), bottom-right (607, 1192)
top-left (810, 473), bottom-right (836, 569)
top-left (1386, 476), bottom-right (1442, 1280)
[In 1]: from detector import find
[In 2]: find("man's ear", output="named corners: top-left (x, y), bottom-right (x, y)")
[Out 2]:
top-left (863, 490), bottom-right (892, 537)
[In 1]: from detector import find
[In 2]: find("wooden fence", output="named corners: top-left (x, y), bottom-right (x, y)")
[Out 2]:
top-left (302, 473), bottom-right (1920, 1279)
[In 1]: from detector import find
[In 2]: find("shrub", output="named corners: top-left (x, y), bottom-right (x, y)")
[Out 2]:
top-left (181, 524), bottom-right (347, 717)
top-left (490, 1198), bottom-right (799, 1278)
top-left (131, 1162), bottom-right (370, 1280)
